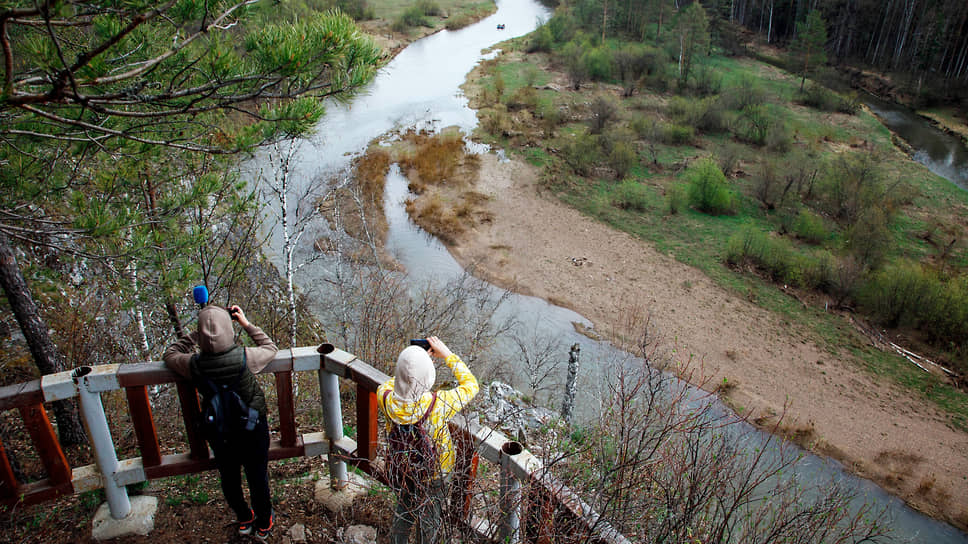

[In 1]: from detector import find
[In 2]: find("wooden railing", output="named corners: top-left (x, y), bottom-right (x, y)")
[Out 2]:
top-left (0, 344), bottom-right (629, 544)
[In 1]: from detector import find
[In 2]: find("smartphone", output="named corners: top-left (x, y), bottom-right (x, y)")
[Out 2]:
top-left (409, 338), bottom-right (431, 351)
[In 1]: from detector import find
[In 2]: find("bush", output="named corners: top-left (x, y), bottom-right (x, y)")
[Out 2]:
top-left (845, 206), bottom-right (893, 269)
top-left (725, 226), bottom-right (820, 288)
top-left (582, 46), bottom-right (614, 82)
top-left (721, 75), bottom-right (769, 111)
top-left (685, 158), bottom-right (735, 215)
top-left (666, 183), bottom-right (688, 215)
top-left (393, 6), bottom-right (428, 31)
top-left (859, 261), bottom-right (936, 328)
top-left (562, 131), bottom-right (601, 176)
top-left (668, 96), bottom-right (727, 133)
top-left (765, 120), bottom-right (792, 153)
top-left (416, 0), bottom-right (441, 16)
top-left (734, 104), bottom-right (773, 145)
top-left (798, 83), bottom-right (860, 115)
top-left (716, 141), bottom-right (743, 177)
top-left (589, 96), bottom-right (618, 134)
top-left (792, 208), bottom-right (829, 244)
top-left (660, 123), bottom-right (695, 145)
top-left (608, 141), bottom-right (638, 180)
top-left (612, 180), bottom-right (651, 211)
top-left (528, 23), bottom-right (555, 53)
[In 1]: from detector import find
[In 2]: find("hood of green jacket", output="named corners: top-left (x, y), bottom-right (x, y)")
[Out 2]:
top-left (197, 305), bottom-right (235, 354)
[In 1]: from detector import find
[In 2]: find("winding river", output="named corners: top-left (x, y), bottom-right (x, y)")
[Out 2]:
top-left (257, 1), bottom-right (968, 541)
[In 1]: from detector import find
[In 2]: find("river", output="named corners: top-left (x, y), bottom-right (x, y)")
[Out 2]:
top-left (863, 94), bottom-right (968, 191)
top-left (256, 0), bottom-right (968, 541)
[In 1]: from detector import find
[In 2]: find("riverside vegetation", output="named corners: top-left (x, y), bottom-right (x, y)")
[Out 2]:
top-left (458, 2), bottom-right (968, 426)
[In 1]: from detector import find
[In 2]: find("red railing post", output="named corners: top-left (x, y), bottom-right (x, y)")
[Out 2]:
top-left (125, 386), bottom-right (161, 467)
top-left (19, 404), bottom-right (72, 485)
top-left (175, 381), bottom-right (209, 460)
top-left (450, 428), bottom-right (479, 523)
top-left (525, 485), bottom-right (555, 544)
top-left (275, 371), bottom-right (297, 448)
top-left (355, 383), bottom-right (378, 471)
top-left (0, 437), bottom-right (19, 500)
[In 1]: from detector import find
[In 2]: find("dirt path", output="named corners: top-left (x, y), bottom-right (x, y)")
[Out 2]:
top-left (444, 153), bottom-right (968, 529)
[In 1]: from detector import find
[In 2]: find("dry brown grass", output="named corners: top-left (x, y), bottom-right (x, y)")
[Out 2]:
top-left (399, 129), bottom-right (466, 185)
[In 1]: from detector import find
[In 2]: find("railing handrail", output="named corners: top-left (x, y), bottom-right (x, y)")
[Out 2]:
top-left (0, 345), bottom-right (630, 544)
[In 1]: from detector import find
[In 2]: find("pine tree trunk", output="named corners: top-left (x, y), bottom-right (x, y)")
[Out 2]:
top-left (0, 232), bottom-right (86, 446)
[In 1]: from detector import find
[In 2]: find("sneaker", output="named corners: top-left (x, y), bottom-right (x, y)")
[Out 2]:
top-left (238, 509), bottom-right (255, 536)
top-left (253, 513), bottom-right (274, 542)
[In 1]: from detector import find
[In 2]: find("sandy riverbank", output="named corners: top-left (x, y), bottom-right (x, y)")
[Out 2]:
top-left (432, 151), bottom-right (968, 529)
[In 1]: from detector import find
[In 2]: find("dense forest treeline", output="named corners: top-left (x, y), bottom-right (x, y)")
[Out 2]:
top-left (555, 0), bottom-right (968, 103)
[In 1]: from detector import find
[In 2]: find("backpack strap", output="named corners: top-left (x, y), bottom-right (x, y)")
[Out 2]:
top-left (382, 390), bottom-right (438, 423)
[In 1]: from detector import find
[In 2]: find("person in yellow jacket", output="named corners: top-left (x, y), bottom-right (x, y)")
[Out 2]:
top-left (377, 336), bottom-right (479, 544)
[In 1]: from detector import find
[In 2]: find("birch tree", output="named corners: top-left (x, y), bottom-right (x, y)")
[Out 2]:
top-left (676, 2), bottom-right (710, 89)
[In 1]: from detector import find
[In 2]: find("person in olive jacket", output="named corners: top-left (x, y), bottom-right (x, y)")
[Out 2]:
top-left (163, 304), bottom-right (277, 541)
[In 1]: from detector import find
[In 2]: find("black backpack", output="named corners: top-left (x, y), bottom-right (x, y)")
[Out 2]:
top-left (382, 390), bottom-right (438, 490)
top-left (192, 358), bottom-right (260, 444)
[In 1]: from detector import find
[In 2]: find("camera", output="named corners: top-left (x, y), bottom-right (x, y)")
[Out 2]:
top-left (409, 338), bottom-right (431, 351)
top-left (228, 307), bottom-right (240, 321)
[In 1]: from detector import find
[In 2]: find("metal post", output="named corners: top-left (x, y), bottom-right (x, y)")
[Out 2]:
top-left (72, 366), bottom-right (131, 519)
top-left (317, 366), bottom-right (348, 489)
top-left (499, 441), bottom-right (524, 544)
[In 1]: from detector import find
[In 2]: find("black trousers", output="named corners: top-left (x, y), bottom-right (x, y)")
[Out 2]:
top-left (209, 415), bottom-right (272, 530)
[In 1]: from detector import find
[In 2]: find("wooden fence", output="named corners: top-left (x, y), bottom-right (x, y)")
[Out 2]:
top-left (0, 344), bottom-right (629, 544)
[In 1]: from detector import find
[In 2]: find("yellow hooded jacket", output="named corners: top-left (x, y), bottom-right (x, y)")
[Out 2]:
top-left (377, 354), bottom-right (479, 475)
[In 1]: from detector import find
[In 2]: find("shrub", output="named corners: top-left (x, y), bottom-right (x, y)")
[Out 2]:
top-left (845, 206), bottom-right (893, 269)
top-left (528, 23), bottom-right (555, 53)
top-left (766, 120), bottom-right (793, 153)
top-left (479, 105), bottom-right (511, 137)
top-left (734, 104), bottom-right (773, 145)
top-left (921, 274), bottom-right (968, 358)
top-left (393, 6), bottom-right (428, 31)
top-left (589, 96), bottom-right (618, 134)
top-left (612, 180), bottom-right (651, 211)
top-left (660, 123), bottom-right (695, 145)
top-left (685, 158), bottom-right (735, 215)
top-left (583, 46), bottom-right (615, 82)
top-left (666, 183), bottom-right (688, 215)
top-left (416, 0), bottom-right (441, 16)
top-left (716, 141), bottom-right (743, 177)
top-left (608, 141), bottom-right (638, 180)
top-left (668, 96), bottom-right (725, 132)
top-left (562, 131), bottom-right (601, 176)
top-left (798, 83), bottom-right (860, 115)
top-left (859, 261), bottom-right (936, 328)
top-left (720, 75), bottom-right (769, 111)
top-left (792, 208), bottom-right (829, 244)
top-left (725, 226), bottom-right (819, 288)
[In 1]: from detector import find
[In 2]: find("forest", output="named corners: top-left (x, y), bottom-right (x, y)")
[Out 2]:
top-left (579, 0), bottom-right (968, 102)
